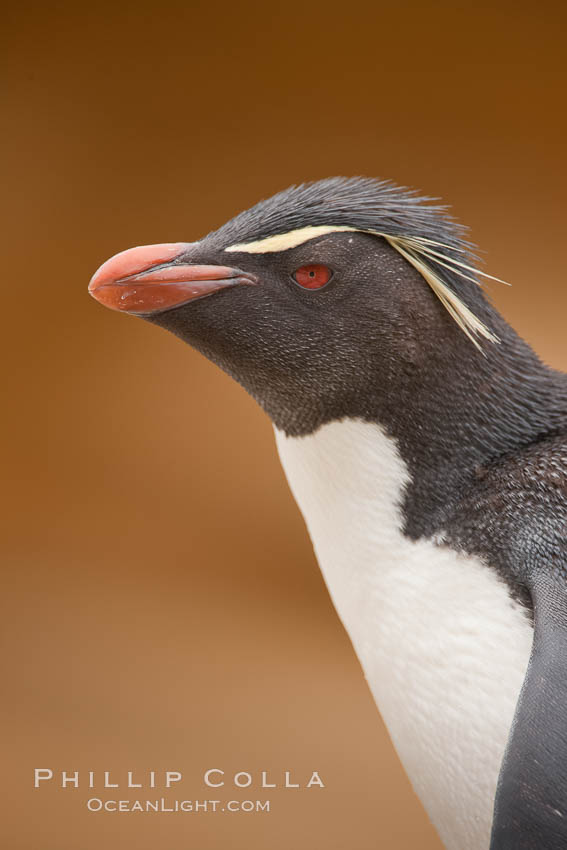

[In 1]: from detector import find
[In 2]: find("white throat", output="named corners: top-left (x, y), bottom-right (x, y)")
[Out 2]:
top-left (274, 418), bottom-right (533, 850)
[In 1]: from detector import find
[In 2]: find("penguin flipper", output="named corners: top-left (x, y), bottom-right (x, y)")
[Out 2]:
top-left (490, 574), bottom-right (567, 850)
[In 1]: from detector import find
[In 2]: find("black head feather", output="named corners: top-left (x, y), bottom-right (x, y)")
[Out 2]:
top-left (208, 176), bottom-right (468, 252)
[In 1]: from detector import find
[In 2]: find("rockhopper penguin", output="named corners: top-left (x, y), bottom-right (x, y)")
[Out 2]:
top-left (89, 178), bottom-right (567, 850)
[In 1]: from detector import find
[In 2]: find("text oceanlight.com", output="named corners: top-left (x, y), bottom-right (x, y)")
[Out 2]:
top-left (86, 798), bottom-right (270, 813)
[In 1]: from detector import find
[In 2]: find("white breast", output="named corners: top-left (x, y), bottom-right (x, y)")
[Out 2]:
top-left (275, 419), bottom-right (533, 850)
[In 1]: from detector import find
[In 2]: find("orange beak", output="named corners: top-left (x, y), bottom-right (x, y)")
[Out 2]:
top-left (88, 242), bottom-right (257, 315)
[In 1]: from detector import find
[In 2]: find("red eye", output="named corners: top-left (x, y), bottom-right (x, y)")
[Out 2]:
top-left (292, 264), bottom-right (333, 290)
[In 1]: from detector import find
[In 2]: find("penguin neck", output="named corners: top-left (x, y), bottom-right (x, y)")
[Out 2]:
top-left (270, 306), bottom-right (567, 538)
top-left (373, 314), bottom-right (567, 536)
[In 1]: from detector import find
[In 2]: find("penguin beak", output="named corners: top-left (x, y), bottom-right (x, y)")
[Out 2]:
top-left (88, 242), bottom-right (258, 315)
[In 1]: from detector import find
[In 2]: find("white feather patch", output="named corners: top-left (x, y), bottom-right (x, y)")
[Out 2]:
top-left (275, 419), bottom-right (533, 850)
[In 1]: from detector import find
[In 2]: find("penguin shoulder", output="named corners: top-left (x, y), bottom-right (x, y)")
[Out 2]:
top-left (441, 433), bottom-right (567, 602)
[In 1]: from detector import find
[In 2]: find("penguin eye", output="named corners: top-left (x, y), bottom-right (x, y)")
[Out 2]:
top-left (292, 264), bottom-right (333, 290)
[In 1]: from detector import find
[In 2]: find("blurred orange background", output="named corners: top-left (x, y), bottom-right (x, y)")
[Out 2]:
top-left (2, 2), bottom-right (566, 848)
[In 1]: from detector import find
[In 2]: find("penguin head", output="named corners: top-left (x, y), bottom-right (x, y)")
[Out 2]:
top-left (89, 178), bottom-right (499, 434)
